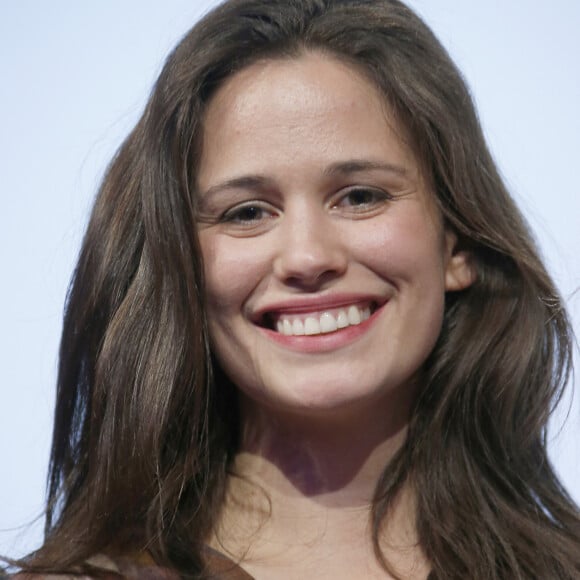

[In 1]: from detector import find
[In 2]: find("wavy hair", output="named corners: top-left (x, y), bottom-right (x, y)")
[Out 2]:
top-left (18, 0), bottom-right (579, 578)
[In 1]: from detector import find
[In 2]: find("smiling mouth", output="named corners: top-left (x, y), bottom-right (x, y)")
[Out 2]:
top-left (261, 302), bottom-right (377, 337)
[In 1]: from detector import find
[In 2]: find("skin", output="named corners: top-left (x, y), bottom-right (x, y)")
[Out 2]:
top-left (197, 52), bottom-right (474, 578)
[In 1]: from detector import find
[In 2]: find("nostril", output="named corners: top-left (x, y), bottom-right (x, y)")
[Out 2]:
top-left (273, 231), bottom-right (348, 289)
top-left (282, 268), bottom-right (345, 291)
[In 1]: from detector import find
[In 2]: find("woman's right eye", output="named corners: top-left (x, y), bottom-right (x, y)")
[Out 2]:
top-left (220, 202), bottom-right (277, 225)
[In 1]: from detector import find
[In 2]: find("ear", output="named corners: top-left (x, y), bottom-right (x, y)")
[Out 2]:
top-left (443, 230), bottom-right (476, 292)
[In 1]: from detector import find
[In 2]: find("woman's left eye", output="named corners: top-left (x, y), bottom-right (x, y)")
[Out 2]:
top-left (334, 187), bottom-right (393, 210)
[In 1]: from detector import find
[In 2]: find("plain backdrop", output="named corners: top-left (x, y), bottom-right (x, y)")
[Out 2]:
top-left (1, 0), bottom-right (579, 560)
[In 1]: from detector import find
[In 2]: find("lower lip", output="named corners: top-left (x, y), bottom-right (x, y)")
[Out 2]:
top-left (257, 304), bottom-right (385, 353)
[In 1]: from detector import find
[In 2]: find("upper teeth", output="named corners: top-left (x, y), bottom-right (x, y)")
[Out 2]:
top-left (275, 304), bottom-right (371, 336)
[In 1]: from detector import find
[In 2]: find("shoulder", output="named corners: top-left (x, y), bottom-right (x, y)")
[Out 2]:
top-left (9, 549), bottom-right (252, 579)
top-left (12, 576), bottom-right (111, 580)
top-left (9, 553), bottom-right (175, 579)
top-left (9, 554), bottom-right (121, 578)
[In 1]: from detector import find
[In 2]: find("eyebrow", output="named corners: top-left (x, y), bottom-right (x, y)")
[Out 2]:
top-left (323, 159), bottom-right (409, 178)
top-left (200, 175), bottom-right (274, 200)
top-left (198, 159), bottom-right (409, 199)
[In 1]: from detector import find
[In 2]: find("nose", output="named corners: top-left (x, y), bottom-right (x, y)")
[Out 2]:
top-left (272, 209), bottom-right (348, 289)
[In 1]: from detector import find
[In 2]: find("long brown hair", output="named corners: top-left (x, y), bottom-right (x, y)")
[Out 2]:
top-left (17, 0), bottom-right (580, 577)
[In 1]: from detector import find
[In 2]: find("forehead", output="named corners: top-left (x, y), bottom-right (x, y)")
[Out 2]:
top-left (197, 51), bottom-right (424, 193)
top-left (210, 52), bottom-right (380, 117)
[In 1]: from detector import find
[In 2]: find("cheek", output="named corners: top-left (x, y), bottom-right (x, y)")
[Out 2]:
top-left (200, 234), bottom-right (268, 314)
top-left (350, 213), bottom-right (446, 281)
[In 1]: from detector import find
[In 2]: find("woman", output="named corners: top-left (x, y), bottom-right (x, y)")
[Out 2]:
top-left (13, 0), bottom-right (580, 578)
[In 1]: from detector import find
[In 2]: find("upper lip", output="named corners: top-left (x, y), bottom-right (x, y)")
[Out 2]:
top-left (250, 293), bottom-right (389, 326)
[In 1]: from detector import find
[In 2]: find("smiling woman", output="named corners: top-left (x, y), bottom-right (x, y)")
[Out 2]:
top-left (197, 54), bottom-right (473, 426)
top-left (8, 0), bottom-right (580, 579)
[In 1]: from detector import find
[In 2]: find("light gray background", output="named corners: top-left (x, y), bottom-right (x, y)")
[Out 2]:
top-left (1, 0), bottom-right (578, 559)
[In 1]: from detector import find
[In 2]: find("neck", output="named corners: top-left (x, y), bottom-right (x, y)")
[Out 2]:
top-left (237, 396), bottom-right (409, 501)
top-left (210, 397), bottom-right (429, 578)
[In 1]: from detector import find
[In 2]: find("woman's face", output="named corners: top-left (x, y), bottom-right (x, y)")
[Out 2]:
top-left (197, 52), bottom-right (473, 421)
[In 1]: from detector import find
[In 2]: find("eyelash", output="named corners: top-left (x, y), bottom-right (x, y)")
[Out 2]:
top-left (218, 187), bottom-right (393, 225)
top-left (220, 202), bottom-right (277, 224)
top-left (333, 187), bottom-right (393, 210)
